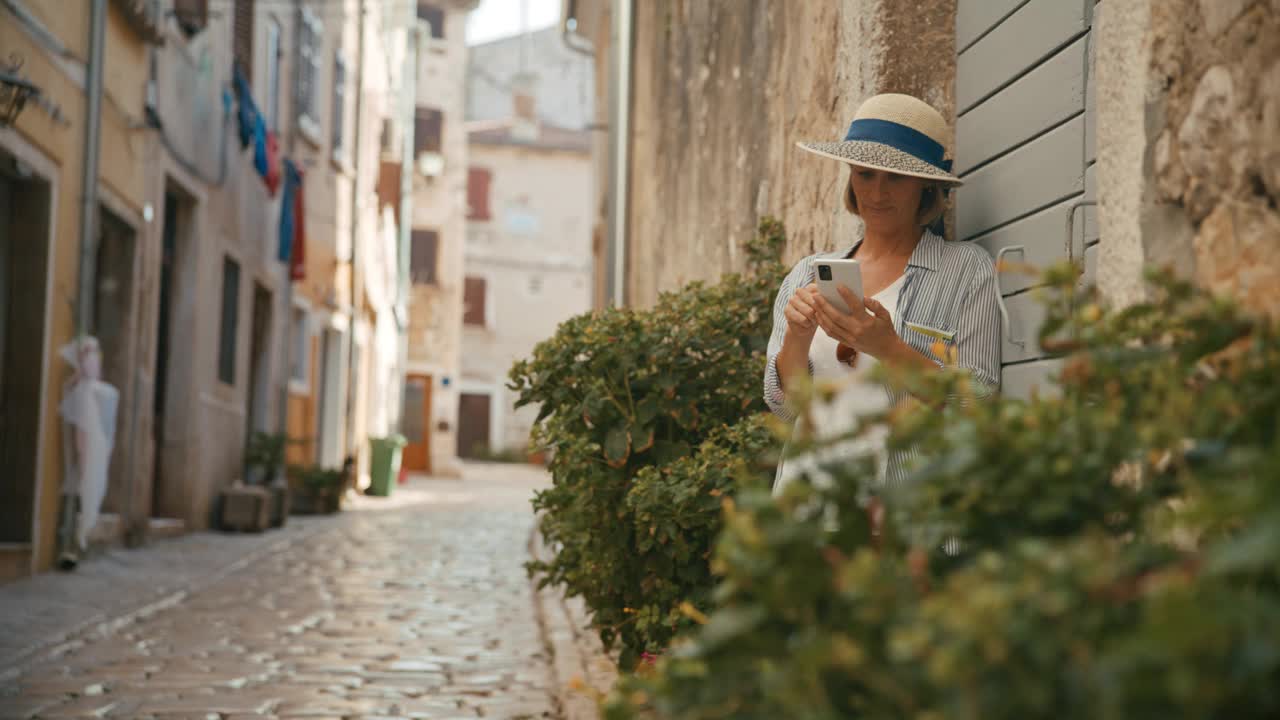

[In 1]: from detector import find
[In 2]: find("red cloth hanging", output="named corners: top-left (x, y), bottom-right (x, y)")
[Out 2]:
top-left (264, 131), bottom-right (282, 196)
top-left (290, 167), bottom-right (306, 281)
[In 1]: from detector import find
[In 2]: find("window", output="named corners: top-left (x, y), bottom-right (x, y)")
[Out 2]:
top-left (290, 305), bottom-right (310, 387)
top-left (174, 0), bottom-right (209, 36)
top-left (410, 230), bottom-right (439, 285)
top-left (414, 107), bottom-right (443, 156)
top-left (467, 168), bottom-right (492, 220)
top-left (297, 8), bottom-right (323, 131)
top-left (417, 3), bottom-right (445, 39)
top-left (331, 54), bottom-right (347, 156)
top-left (218, 257), bottom-right (241, 385)
top-left (233, 0), bottom-right (255, 82)
top-left (264, 18), bottom-right (281, 130)
top-left (527, 274), bottom-right (543, 296)
top-left (463, 276), bottom-right (487, 327)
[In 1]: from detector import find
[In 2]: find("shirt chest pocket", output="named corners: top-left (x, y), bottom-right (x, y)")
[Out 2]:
top-left (901, 318), bottom-right (957, 364)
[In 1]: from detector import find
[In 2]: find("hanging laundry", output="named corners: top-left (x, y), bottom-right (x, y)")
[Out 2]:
top-left (252, 113), bottom-right (268, 179)
top-left (264, 131), bottom-right (281, 196)
top-left (57, 337), bottom-right (118, 555)
top-left (290, 163), bottom-right (307, 281)
top-left (232, 63), bottom-right (257, 150)
top-left (278, 159), bottom-right (301, 263)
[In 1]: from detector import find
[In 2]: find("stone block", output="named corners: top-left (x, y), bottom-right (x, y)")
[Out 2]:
top-left (1258, 60), bottom-right (1280, 202)
top-left (1177, 65), bottom-right (1240, 222)
top-left (1153, 129), bottom-right (1188, 202)
top-left (267, 484), bottom-right (291, 527)
top-left (1193, 200), bottom-right (1280, 319)
top-left (1197, 0), bottom-right (1252, 35)
top-left (219, 486), bottom-right (271, 533)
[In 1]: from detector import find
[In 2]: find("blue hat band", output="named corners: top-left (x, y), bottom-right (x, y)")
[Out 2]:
top-left (843, 118), bottom-right (953, 173)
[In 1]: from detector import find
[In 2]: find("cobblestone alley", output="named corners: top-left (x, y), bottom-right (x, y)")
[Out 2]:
top-left (0, 465), bottom-right (568, 720)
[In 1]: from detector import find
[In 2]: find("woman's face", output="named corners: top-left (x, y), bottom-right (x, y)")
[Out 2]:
top-left (849, 168), bottom-right (925, 234)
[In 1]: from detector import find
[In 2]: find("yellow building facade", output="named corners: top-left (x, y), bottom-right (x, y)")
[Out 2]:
top-left (1, 0), bottom-right (154, 579)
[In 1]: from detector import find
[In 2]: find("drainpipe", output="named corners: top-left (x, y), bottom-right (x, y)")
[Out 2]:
top-left (75, 0), bottom-right (106, 338)
top-left (59, 0), bottom-right (107, 567)
top-left (605, 0), bottom-right (634, 308)
top-left (395, 16), bottom-right (417, 436)
top-left (344, 1), bottom-right (366, 469)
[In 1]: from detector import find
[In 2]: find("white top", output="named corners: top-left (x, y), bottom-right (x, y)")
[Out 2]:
top-left (773, 273), bottom-right (906, 496)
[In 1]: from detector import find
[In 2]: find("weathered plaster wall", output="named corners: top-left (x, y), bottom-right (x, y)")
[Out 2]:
top-left (623, 0), bottom-right (956, 308)
top-left (408, 8), bottom-right (471, 476)
top-left (462, 141), bottom-right (593, 453)
top-left (1095, 0), bottom-right (1154, 307)
top-left (1098, 0), bottom-right (1280, 317)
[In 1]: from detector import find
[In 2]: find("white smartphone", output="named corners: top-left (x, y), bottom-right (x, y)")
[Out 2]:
top-left (814, 259), bottom-right (864, 314)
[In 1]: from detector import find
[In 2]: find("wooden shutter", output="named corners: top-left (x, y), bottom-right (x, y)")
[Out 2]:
top-left (467, 168), bottom-right (492, 220)
top-left (218, 257), bottom-right (241, 385)
top-left (331, 55), bottom-right (346, 151)
top-left (376, 161), bottom-right (403, 217)
top-left (297, 11), bottom-right (323, 122)
top-left (410, 230), bottom-right (439, 285)
top-left (956, 0), bottom-right (1099, 399)
top-left (414, 108), bottom-right (443, 155)
top-left (463, 277), bottom-right (486, 326)
top-left (233, 0), bottom-right (255, 83)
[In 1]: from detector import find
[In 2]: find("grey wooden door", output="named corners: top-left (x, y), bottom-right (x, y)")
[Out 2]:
top-left (457, 392), bottom-right (491, 459)
top-left (954, 0), bottom-right (1099, 397)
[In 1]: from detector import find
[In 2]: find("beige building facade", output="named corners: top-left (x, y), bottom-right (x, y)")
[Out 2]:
top-left (461, 124), bottom-right (593, 457)
top-left (457, 26), bottom-right (595, 459)
top-left (402, 1), bottom-right (478, 478)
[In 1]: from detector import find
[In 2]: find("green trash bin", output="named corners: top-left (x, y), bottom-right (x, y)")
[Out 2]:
top-left (368, 434), bottom-right (407, 497)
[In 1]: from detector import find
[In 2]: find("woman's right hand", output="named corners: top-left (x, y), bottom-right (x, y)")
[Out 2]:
top-left (784, 283), bottom-right (821, 343)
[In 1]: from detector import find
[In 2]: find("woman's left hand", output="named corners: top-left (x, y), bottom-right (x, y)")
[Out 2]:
top-left (813, 286), bottom-right (902, 360)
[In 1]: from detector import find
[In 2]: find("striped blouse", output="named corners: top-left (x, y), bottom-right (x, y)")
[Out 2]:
top-left (763, 229), bottom-right (1003, 488)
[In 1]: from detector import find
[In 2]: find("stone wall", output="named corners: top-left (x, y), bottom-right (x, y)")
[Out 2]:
top-left (622, 0), bottom-right (956, 308)
top-left (1153, 0), bottom-right (1280, 318)
top-left (1099, 0), bottom-right (1280, 317)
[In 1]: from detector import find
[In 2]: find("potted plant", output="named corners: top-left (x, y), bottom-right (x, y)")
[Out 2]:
top-left (287, 464), bottom-right (345, 515)
top-left (245, 432), bottom-right (290, 526)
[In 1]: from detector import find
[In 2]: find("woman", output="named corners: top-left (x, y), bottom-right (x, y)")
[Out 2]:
top-left (766, 93), bottom-right (1001, 496)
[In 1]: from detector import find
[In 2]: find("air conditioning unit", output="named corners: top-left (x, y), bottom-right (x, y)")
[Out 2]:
top-left (417, 152), bottom-right (444, 178)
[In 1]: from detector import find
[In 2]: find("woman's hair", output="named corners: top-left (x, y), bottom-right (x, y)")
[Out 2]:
top-left (843, 170), bottom-right (947, 227)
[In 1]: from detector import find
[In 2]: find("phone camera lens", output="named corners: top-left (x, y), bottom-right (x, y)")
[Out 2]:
top-left (818, 265), bottom-right (832, 281)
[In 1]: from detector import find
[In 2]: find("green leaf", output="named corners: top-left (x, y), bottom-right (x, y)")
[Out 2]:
top-left (604, 426), bottom-right (631, 466)
top-left (633, 426), bottom-right (657, 454)
top-left (534, 401), bottom-right (554, 424)
top-left (636, 396), bottom-right (661, 426)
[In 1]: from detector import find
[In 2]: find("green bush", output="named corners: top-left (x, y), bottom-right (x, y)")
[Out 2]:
top-left (287, 464), bottom-right (346, 492)
top-left (509, 219), bottom-right (788, 668)
top-left (245, 431), bottom-right (287, 483)
top-left (604, 268), bottom-right (1280, 719)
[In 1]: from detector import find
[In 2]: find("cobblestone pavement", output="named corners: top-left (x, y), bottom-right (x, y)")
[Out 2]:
top-left (0, 464), bottom-right (560, 720)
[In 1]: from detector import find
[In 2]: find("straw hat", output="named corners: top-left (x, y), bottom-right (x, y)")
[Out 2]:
top-left (797, 93), bottom-right (962, 186)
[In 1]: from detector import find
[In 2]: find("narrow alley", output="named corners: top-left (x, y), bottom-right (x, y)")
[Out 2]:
top-left (0, 466), bottom-right (562, 720)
